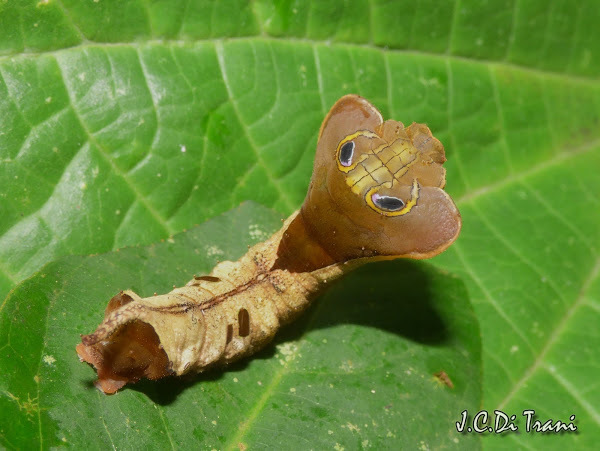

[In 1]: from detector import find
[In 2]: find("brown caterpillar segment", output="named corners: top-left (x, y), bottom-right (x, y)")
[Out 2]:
top-left (77, 95), bottom-right (461, 393)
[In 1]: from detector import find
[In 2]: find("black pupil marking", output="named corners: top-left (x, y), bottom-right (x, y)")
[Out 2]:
top-left (340, 141), bottom-right (355, 166)
top-left (373, 195), bottom-right (405, 211)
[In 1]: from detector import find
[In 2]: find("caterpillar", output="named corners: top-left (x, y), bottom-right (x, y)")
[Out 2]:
top-left (76, 95), bottom-right (462, 394)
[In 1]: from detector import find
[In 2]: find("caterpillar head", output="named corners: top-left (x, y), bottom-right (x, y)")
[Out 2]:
top-left (300, 95), bottom-right (461, 263)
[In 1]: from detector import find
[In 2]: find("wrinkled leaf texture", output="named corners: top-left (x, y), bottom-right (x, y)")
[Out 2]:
top-left (1, 0), bottom-right (599, 449)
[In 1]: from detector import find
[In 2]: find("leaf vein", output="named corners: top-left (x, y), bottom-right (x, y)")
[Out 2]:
top-left (545, 365), bottom-right (600, 426)
top-left (55, 55), bottom-right (174, 237)
top-left (215, 40), bottom-right (295, 211)
top-left (451, 243), bottom-right (536, 354)
top-left (496, 256), bottom-right (600, 410)
top-left (456, 136), bottom-right (600, 205)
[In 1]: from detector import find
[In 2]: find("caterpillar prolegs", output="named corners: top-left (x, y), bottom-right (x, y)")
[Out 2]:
top-left (77, 95), bottom-right (462, 394)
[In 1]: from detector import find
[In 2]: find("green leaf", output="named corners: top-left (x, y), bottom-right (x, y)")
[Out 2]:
top-left (0, 203), bottom-right (481, 449)
top-left (1, 0), bottom-right (600, 448)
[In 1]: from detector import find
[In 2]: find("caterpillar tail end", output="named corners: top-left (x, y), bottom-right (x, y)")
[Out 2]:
top-left (76, 291), bottom-right (172, 394)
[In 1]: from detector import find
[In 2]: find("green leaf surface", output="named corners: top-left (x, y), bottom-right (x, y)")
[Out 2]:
top-left (0, 203), bottom-right (481, 449)
top-left (1, 0), bottom-right (600, 449)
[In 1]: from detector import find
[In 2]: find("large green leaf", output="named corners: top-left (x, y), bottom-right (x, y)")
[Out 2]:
top-left (0, 203), bottom-right (481, 449)
top-left (1, 0), bottom-right (599, 449)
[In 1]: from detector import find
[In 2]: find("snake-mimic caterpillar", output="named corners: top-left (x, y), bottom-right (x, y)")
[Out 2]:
top-left (76, 95), bottom-right (462, 394)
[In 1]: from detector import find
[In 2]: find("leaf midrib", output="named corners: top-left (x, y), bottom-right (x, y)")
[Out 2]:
top-left (2, 37), bottom-right (599, 85)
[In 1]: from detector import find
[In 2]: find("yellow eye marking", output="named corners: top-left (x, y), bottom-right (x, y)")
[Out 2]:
top-left (365, 179), bottom-right (420, 216)
top-left (337, 132), bottom-right (421, 215)
top-left (335, 130), bottom-right (380, 173)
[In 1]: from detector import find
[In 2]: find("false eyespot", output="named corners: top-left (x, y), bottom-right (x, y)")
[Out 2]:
top-left (334, 130), bottom-right (379, 173)
top-left (365, 179), bottom-right (420, 217)
top-left (76, 95), bottom-right (461, 394)
top-left (371, 193), bottom-right (405, 211)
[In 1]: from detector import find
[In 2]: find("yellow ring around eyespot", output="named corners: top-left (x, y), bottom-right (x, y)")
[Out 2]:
top-left (336, 130), bottom-right (380, 173)
top-left (365, 179), bottom-right (420, 216)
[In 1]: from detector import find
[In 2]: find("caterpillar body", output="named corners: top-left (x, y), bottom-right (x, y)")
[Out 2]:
top-left (77, 214), bottom-right (350, 393)
top-left (77, 95), bottom-right (462, 394)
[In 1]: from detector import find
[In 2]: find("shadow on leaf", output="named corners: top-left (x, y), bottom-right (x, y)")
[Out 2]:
top-left (309, 259), bottom-right (454, 345)
top-left (129, 259), bottom-right (468, 405)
